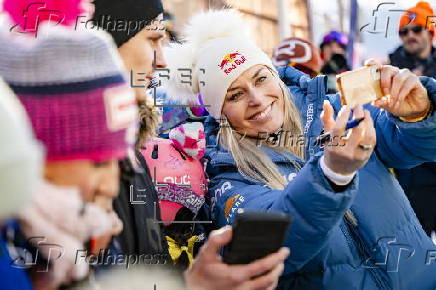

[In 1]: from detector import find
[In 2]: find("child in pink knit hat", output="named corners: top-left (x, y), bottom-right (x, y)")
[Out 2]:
top-left (0, 22), bottom-right (137, 288)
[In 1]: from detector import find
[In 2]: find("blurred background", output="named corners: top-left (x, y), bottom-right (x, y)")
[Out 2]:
top-left (162, 0), bottom-right (435, 67)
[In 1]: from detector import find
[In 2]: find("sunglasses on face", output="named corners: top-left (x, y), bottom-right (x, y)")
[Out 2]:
top-left (399, 26), bottom-right (424, 36)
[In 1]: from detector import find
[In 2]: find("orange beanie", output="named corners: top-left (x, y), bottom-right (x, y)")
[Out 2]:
top-left (399, 1), bottom-right (435, 36)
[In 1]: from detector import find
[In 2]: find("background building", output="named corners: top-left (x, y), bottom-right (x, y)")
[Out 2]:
top-left (162, 0), bottom-right (311, 55)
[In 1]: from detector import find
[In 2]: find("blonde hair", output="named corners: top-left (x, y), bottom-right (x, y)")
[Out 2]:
top-left (219, 68), bottom-right (304, 189)
top-left (136, 95), bottom-right (161, 150)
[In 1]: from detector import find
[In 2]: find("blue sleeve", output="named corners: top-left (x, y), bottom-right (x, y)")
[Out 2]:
top-left (209, 154), bottom-right (358, 272)
top-left (371, 76), bottom-right (436, 168)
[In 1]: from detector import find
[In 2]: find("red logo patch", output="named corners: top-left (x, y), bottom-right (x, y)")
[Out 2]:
top-left (218, 52), bottom-right (247, 75)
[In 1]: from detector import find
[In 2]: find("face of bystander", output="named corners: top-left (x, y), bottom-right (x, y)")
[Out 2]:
top-left (321, 41), bottom-right (346, 62)
top-left (118, 13), bottom-right (167, 103)
top-left (400, 24), bottom-right (433, 59)
top-left (44, 160), bottom-right (119, 209)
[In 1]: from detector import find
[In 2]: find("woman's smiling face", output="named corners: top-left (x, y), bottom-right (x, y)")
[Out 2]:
top-left (221, 65), bottom-right (285, 137)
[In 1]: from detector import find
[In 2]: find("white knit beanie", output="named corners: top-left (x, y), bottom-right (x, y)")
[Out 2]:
top-left (163, 9), bottom-right (276, 119)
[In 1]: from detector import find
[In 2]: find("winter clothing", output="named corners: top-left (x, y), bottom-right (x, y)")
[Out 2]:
top-left (0, 78), bottom-right (40, 290)
top-left (389, 46), bottom-right (436, 80)
top-left (140, 133), bottom-right (207, 223)
top-left (163, 9), bottom-right (275, 119)
top-left (205, 65), bottom-right (436, 289)
top-left (0, 25), bottom-right (138, 162)
top-left (92, 0), bottom-right (164, 47)
top-left (319, 31), bottom-right (350, 93)
top-left (399, 1), bottom-right (435, 36)
top-left (17, 180), bottom-right (120, 288)
top-left (113, 151), bottom-right (170, 263)
top-left (0, 78), bottom-right (42, 220)
top-left (389, 39), bottom-right (436, 236)
top-left (140, 123), bottom-right (208, 268)
top-left (0, 223), bottom-right (33, 290)
top-left (156, 89), bottom-right (208, 136)
top-left (273, 37), bottom-right (322, 77)
top-left (169, 122), bottom-right (206, 160)
top-left (320, 31), bottom-right (349, 48)
top-left (3, 0), bottom-right (84, 34)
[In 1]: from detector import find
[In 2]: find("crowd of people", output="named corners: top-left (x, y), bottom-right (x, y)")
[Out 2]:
top-left (0, 0), bottom-right (435, 289)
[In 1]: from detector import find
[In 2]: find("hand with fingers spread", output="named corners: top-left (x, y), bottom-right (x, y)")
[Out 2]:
top-left (184, 226), bottom-right (289, 290)
top-left (321, 100), bottom-right (376, 176)
top-left (364, 59), bottom-right (431, 120)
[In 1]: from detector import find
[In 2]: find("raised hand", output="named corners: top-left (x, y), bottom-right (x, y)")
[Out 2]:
top-left (321, 101), bottom-right (376, 175)
top-left (364, 59), bottom-right (431, 120)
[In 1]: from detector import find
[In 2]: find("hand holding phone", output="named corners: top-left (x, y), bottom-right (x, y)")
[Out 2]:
top-left (223, 210), bottom-right (292, 264)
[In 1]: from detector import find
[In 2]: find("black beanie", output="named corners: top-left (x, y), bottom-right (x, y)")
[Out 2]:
top-left (92, 0), bottom-right (164, 47)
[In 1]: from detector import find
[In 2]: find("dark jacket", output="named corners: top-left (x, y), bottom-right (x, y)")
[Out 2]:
top-left (389, 46), bottom-right (436, 78)
top-left (389, 45), bottom-right (436, 235)
top-left (113, 150), bottom-right (170, 264)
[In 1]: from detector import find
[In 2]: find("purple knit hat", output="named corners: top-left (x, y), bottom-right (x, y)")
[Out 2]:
top-left (0, 26), bottom-right (138, 161)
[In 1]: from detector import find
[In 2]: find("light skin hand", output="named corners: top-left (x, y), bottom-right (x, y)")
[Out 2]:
top-left (184, 226), bottom-right (289, 290)
top-left (364, 59), bottom-right (430, 119)
top-left (321, 101), bottom-right (376, 175)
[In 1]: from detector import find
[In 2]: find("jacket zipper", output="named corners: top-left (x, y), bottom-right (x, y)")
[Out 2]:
top-left (342, 215), bottom-right (392, 290)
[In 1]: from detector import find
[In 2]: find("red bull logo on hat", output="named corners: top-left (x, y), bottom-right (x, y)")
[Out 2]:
top-left (218, 52), bottom-right (247, 75)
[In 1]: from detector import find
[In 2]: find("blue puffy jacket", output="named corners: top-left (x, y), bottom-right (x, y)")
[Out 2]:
top-left (0, 222), bottom-right (33, 290)
top-left (204, 66), bottom-right (436, 290)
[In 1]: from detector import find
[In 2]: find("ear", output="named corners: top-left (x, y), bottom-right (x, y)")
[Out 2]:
top-left (169, 122), bottom-right (205, 160)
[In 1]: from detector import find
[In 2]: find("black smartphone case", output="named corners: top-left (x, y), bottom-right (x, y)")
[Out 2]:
top-left (222, 211), bottom-right (292, 264)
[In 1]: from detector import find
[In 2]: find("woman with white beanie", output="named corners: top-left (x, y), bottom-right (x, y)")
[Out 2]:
top-left (164, 10), bottom-right (436, 290)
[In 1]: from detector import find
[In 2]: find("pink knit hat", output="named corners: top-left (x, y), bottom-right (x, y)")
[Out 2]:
top-left (0, 26), bottom-right (138, 161)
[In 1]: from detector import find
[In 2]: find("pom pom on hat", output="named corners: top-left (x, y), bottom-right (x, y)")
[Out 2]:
top-left (162, 9), bottom-right (275, 119)
top-left (3, 0), bottom-right (84, 34)
top-left (184, 9), bottom-right (250, 48)
top-left (162, 9), bottom-right (250, 105)
top-left (162, 42), bottom-right (199, 104)
top-left (169, 122), bottom-right (205, 160)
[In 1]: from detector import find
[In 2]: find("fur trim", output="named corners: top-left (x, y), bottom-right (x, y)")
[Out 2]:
top-left (136, 94), bottom-right (161, 149)
top-left (184, 9), bottom-right (250, 49)
top-left (162, 42), bottom-right (198, 105)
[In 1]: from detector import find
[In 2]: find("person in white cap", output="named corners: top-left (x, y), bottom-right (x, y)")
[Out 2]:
top-left (163, 9), bottom-right (436, 289)
top-left (0, 77), bottom-right (43, 290)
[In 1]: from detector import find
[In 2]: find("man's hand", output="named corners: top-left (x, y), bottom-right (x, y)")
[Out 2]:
top-left (364, 59), bottom-right (430, 119)
top-left (184, 226), bottom-right (289, 290)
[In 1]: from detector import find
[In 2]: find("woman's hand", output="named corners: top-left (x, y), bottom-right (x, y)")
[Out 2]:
top-left (321, 101), bottom-right (376, 175)
top-left (365, 59), bottom-right (430, 119)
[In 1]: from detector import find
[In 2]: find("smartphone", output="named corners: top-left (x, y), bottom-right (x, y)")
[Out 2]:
top-left (222, 210), bottom-right (292, 264)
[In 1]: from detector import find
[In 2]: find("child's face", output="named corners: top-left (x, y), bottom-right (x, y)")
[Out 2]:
top-left (44, 160), bottom-right (119, 210)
